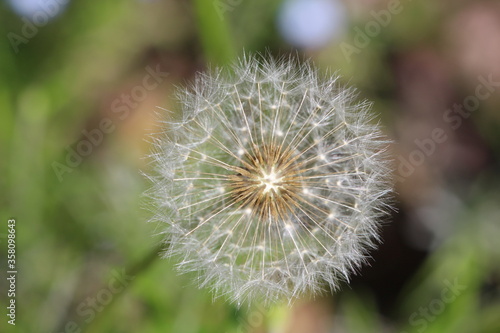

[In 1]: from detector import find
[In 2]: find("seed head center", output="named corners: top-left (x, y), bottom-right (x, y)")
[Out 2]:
top-left (259, 169), bottom-right (283, 194)
top-left (228, 144), bottom-right (302, 220)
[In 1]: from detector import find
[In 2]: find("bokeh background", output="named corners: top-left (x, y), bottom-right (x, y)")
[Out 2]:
top-left (1, 0), bottom-right (500, 332)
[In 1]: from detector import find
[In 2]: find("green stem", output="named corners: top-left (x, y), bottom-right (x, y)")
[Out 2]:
top-left (82, 244), bottom-right (164, 333)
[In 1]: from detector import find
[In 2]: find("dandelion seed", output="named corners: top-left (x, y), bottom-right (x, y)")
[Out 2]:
top-left (147, 54), bottom-right (393, 306)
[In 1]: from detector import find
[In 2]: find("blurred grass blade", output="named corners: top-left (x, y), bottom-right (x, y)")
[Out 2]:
top-left (193, 0), bottom-right (236, 66)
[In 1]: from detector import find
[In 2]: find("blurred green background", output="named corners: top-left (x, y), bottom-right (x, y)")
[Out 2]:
top-left (1, 0), bottom-right (500, 332)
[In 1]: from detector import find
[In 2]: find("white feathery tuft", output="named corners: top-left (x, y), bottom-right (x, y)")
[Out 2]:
top-left (146, 54), bottom-right (393, 306)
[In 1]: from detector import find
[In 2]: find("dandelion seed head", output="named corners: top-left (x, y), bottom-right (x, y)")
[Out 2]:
top-left (147, 54), bottom-right (393, 306)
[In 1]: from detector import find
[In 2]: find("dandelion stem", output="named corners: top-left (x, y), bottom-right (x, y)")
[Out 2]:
top-left (83, 244), bottom-right (163, 333)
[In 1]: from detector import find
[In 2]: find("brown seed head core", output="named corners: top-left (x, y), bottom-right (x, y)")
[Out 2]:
top-left (228, 143), bottom-right (303, 221)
